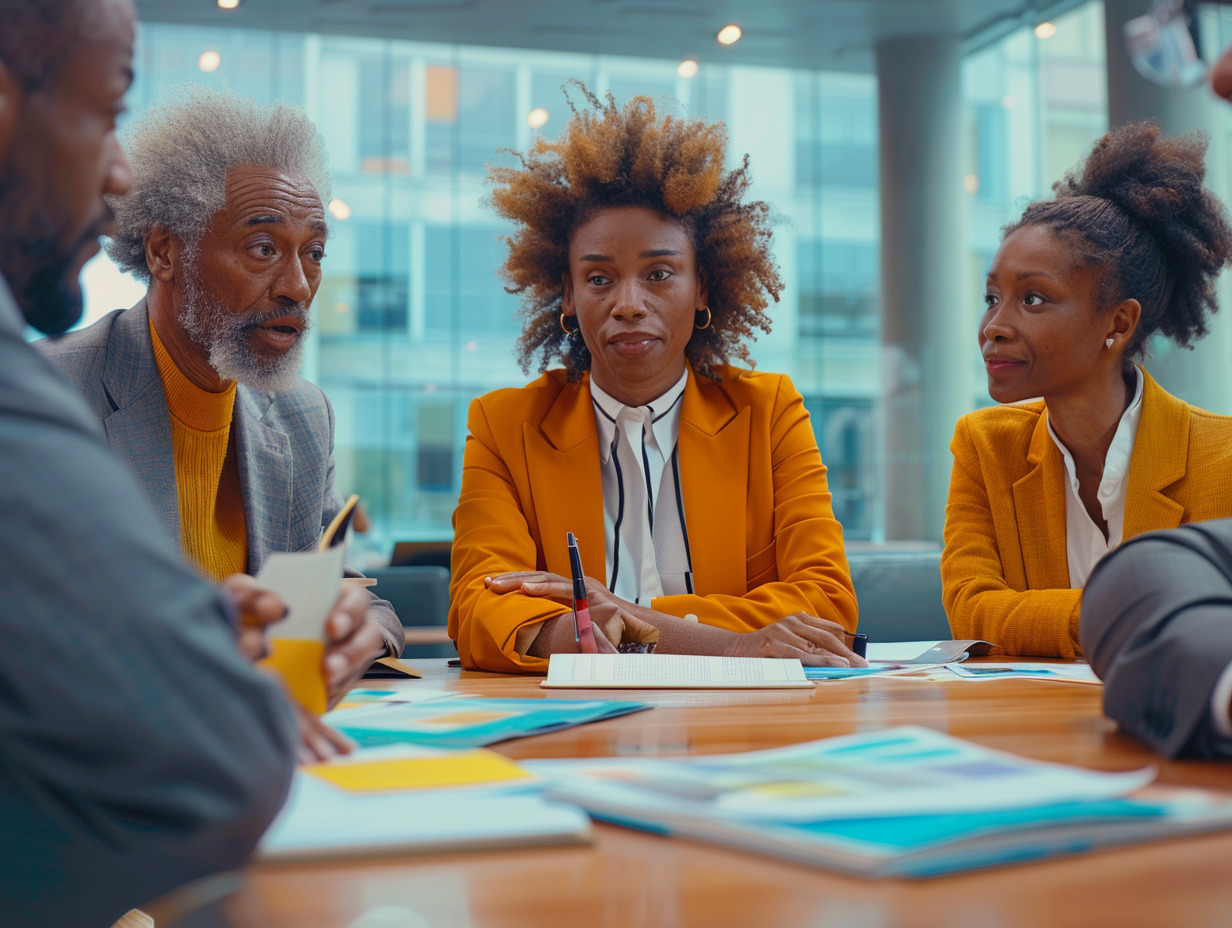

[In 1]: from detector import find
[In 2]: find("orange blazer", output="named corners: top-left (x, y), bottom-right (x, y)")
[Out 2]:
top-left (942, 369), bottom-right (1232, 658)
top-left (449, 366), bottom-right (858, 673)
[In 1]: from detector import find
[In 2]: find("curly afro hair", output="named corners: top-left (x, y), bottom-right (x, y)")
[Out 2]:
top-left (1004, 120), bottom-right (1232, 359)
top-left (488, 83), bottom-right (782, 381)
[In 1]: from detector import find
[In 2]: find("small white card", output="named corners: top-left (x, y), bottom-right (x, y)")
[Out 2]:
top-left (255, 543), bottom-right (346, 640)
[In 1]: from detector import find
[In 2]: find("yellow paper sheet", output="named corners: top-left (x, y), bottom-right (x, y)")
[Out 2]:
top-left (263, 638), bottom-right (328, 716)
top-left (305, 749), bottom-right (532, 793)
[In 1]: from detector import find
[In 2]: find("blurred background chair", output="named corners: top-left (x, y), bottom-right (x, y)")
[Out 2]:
top-left (366, 565), bottom-right (455, 659)
top-left (390, 540), bottom-right (452, 571)
top-left (372, 543), bottom-right (950, 655)
top-left (845, 544), bottom-right (950, 642)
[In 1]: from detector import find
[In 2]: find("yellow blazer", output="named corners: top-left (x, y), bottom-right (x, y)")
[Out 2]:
top-left (942, 369), bottom-right (1232, 658)
top-left (449, 366), bottom-right (858, 673)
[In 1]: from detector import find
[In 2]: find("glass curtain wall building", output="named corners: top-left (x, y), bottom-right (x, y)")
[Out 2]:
top-left (77, 1), bottom-right (1135, 561)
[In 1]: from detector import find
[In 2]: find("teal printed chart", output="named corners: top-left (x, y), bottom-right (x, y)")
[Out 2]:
top-left (326, 697), bottom-right (648, 749)
top-left (530, 726), bottom-right (1154, 822)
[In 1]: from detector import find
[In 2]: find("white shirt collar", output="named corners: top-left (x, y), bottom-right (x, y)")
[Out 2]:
top-left (1047, 366), bottom-right (1145, 587)
top-left (1047, 366), bottom-right (1145, 500)
top-left (591, 370), bottom-right (688, 464)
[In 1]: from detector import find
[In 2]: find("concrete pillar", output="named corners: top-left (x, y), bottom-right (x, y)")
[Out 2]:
top-left (876, 35), bottom-right (974, 541)
top-left (1105, 0), bottom-right (1232, 413)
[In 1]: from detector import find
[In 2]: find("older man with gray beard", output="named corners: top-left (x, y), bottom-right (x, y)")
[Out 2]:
top-left (39, 87), bottom-right (405, 707)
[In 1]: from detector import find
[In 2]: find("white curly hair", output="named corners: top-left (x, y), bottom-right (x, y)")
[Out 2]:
top-left (106, 85), bottom-right (332, 280)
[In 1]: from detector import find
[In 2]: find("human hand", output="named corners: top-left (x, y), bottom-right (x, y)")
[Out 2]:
top-left (323, 583), bottom-right (388, 707)
top-left (220, 573), bottom-right (288, 663)
top-left (723, 613), bottom-right (869, 667)
top-left (489, 572), bottom-right (660, 656)
top-left (485, 570), bottom-right (575, 602)
top-left (294, 700), bottom-right (356, 764)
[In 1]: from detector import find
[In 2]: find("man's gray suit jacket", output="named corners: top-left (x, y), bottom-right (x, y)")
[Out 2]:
top-left (1082, 519), bottom-right (1232, 759)
top-left (0, 274), bottom-right (295, 927)
top-left (37, 301), bottom-right (403, 655)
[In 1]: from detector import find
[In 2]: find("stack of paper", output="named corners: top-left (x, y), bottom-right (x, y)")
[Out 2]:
top-left (529, 726), bottom-right (1232, 877)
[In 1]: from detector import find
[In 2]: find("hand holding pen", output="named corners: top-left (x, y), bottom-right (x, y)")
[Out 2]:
top-left (485, 542), bottom-right (658, 656)
top-left (567, 532), bottom-right (599, 654)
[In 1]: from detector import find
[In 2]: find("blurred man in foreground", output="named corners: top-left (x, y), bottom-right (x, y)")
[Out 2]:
top-left (1081, 37), bottom-right (1232, 759)
top-left (0, 2), bottom-right (346, 922)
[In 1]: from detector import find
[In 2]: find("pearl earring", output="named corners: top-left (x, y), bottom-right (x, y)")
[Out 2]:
top-left (1105, 338), bottom-right (1114, 349)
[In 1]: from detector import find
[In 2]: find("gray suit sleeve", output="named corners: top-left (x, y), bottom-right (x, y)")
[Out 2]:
top-left (318, 390), bottom-right (404, 657)
top-left (0, 331), bottom-right (296, 926)
top-left (1081, 519), bottom-right (1232, 759)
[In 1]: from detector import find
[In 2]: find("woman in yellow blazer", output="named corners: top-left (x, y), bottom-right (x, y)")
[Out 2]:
top-left (943, 122), bottom-right (1232, 658)
top-left (449, 88), bottom-right (860, 673)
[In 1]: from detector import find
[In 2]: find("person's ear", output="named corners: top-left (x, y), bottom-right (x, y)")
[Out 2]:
top-left (144, 227), bottom-right (183, 284)
top-left (1106, 298), bottom-right (1142, 353)
top-left (696, 267), bottom-right (709, 310)
top-left (0, 58), bottom-right (22, 164)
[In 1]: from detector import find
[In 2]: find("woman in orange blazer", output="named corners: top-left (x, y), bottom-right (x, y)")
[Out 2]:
top-left (943, 122), bottom-right (1232, 658)
top-left (449, 89), bottom-right (859, 673)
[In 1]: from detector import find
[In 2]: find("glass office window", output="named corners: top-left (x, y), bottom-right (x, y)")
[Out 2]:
top-left (77, 2), bottom-right (1118, 554)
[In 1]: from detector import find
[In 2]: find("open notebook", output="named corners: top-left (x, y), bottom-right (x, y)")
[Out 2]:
top-left (542, 653), bottom-right (812, 689)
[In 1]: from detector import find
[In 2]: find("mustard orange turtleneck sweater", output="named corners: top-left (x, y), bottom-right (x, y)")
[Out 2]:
top-left (149, 317), bottom-right (248, 581)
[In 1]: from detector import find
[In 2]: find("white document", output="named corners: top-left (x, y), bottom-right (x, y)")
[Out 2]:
top-left (945, 662), bottom-right (1102, 684)
top-left (254, 543), bottom-right (345, 639)
top-left (531, 725), bottom-right (1156, 823)
top-left (865, 641), bottom-right (943, 662)
top-left (541, 653), bottom-right (813, 689)
top-left (259, 772), bottom-right (591, 861)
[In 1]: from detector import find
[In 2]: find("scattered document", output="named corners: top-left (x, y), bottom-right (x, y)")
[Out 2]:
top-left (533, 726), bottom-right (1153, 823)
top-left (260, 772), bottom-right (591, 862)
top-left (331, 687), bottom-right (456, 710)
top-left (805, 665), bottom-right (944, 681)
top-left (542, 653), bottom-right (812, 689)
top-left (526, 726), bottom-right (1232, 878)
top-left (326, 696), bottom-right (648, 749)
top-left (945, 663), bottom-right (1102, 684)
top-left (304, 746), bottom-right (533, 794)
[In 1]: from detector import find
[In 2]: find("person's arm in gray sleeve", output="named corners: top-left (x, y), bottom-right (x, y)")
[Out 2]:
top-left (1081, 519), bottom-right (1232, 759)
top-left (0, 338), bottom-right (296, 928)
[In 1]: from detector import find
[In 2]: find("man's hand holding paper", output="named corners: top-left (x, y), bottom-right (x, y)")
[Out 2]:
top-left (323, 584), bottom-right (388, 703)
top-left (222, 569), bottom-right (372, 762)
top-left (221, 573), bottom-right (290, 663)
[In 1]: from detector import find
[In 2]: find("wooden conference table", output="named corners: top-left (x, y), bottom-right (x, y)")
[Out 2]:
top-left (155, 658), bottom-right (1232, 928)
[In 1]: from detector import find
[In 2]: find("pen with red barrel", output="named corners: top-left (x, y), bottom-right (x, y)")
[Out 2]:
top-left (567, 532), bottom-right (598, 654)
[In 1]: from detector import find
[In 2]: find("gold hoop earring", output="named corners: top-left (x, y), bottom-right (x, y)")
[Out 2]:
top-left (560, 312), bottom-right (579, 336)
top-left (694, 307), bottom-right (712, 330)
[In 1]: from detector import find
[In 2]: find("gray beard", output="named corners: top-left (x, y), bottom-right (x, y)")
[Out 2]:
top-left (177, 260), bottom-right (311, 395)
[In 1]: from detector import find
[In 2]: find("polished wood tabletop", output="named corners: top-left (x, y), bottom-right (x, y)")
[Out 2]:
top-left (158, 659), bottom-right (1232, 928)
